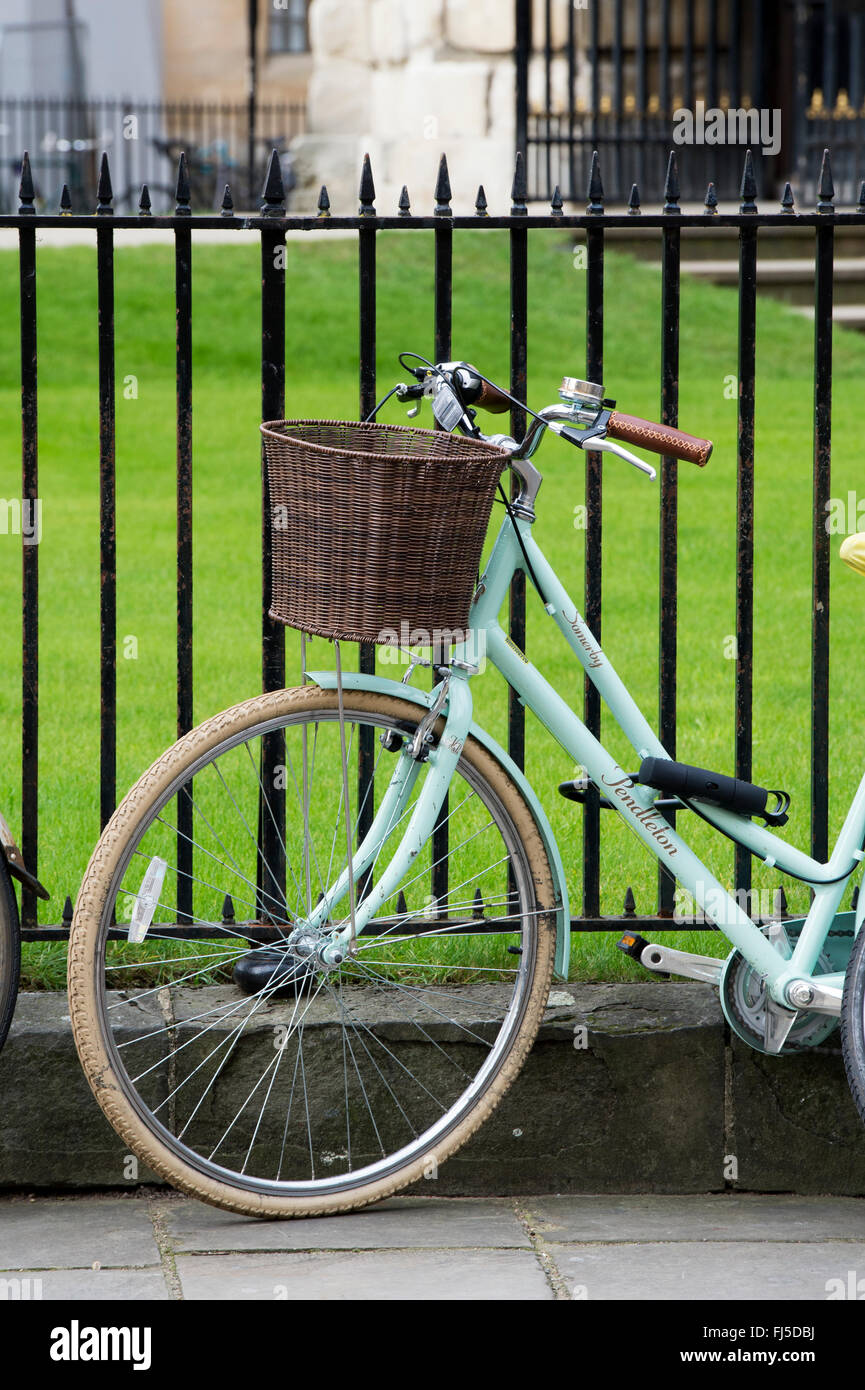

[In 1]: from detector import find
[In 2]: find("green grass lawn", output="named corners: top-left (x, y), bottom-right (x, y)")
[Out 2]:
top-left (2, 227), bottom-right (865, 986)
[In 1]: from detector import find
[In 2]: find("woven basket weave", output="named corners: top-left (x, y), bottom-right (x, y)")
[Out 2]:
top-left (260, 419), bottom-right (507, 645)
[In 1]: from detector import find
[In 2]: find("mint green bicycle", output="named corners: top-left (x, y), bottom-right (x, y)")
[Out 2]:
top-left (67, 357), bottom-right (865, 1217)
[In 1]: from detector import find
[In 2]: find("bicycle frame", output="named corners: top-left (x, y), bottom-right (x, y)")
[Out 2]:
top-left (311, 509), bottom-right (864, 1011)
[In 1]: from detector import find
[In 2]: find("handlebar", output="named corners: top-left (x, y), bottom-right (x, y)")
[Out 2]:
top-left (390, 354), bottom-right (713, 478)
top-left (472, 379), bottom-right (512, 414)
top-left (605, 412), bottom-right (712, 467)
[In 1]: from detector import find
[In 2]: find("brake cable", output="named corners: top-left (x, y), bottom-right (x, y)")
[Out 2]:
top-left (363, 384), bottom-right (403, 422)
top-left (393, 354), bottom-right (555, 607)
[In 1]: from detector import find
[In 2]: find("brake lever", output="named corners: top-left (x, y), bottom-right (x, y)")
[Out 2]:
top-left (553, 424), bottom-right (657, 481)
top-left (395, 380), bottom-right (427, 419)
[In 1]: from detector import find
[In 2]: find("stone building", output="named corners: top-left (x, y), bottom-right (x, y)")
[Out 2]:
top-left (293, 0), bottom-right (865, 213)
top-left (2, 0), bottom-right (862, 213)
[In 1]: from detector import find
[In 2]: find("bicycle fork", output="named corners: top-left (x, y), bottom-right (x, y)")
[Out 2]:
top-left (288, 670), bottom-right (475, 966)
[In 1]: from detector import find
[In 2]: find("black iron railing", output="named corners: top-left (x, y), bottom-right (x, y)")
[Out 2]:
top-left (3, 143), bottom-right (860, 940)
top-left (0, 96), bottom-right (305, 213)
top-left (518, 0), bottom-right (865, 203)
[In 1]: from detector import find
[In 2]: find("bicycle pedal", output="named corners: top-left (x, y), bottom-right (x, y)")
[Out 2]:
top-left (233, 949), bottom-right (315, 1000)
top-left (616, 931), bottom-right (670, 978)
top-left (616, 930), bottom-right (650, 961)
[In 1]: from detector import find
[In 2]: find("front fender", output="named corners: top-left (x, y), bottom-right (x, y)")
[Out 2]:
top-left (307, 669), bottom-right (570, 978)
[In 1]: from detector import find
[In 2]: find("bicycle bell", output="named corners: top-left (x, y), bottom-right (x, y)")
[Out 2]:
top-left (559, 377), bottom-right (604, 408)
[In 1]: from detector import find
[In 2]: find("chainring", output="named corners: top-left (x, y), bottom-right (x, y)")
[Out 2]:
top-left (719, 918), bottom-right (851, 1055)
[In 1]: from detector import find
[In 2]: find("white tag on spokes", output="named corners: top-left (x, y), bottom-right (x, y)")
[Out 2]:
top-left (128, 856), bottom-right (168, 943)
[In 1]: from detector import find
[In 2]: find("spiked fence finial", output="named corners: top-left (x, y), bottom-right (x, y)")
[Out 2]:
top-left (550, 184), bottom-right (564, 216)
top-left (220, 183), bottom-right (234, 217)
top-left (739, 149), bottom-right (758, 213)
top-left (586, 150), bottom-right (604, 213)
top-left (174, 152), bottom-right (191, 215)
top-left (261, 148), bottom-right (285, 216)
top-left (96, 152), bottom-right (113, 215)
top-left (857, 180), bottom-right (865, 215)
top-left (18, 151), bottom-right (35, 214)
top-left (138, 184), bottom-right (152, 217)
top-left (663, 151), bottom-right (681, 213)
top-left (817, 147), bottom-right (834, 212)
top-left (434, 153), bottom-right (452, 216)
top-left (59, 183), bottom-right (72, 215)
top-left (474, 184), bottom-right (488, 217)
top-left (317, 184), bottom-right (331, 217)
top-left (358, 153), bottom-right (376, 215)
top-left (703, 181), bottom-right (718, 215)
top-left (398, 184), bottom-right (411, 217)
top-left (780, 181), bottom-right (795, 214)
top-left (511, 151), bottom-right (527, 214)
top-left (628, 182), bottom-right (641, 216)
top-left (623, 886), bottom-right (637, 918)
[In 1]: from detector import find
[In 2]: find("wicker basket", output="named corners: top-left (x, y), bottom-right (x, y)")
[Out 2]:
top-left (260, 419), bottom-right (507, 645)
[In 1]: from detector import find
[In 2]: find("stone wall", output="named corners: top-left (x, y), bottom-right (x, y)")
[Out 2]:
top-left (6, 983), bottom-right (865, 1194)
top-left (290, 0), bottom-right (738, 213)
top-left (292, 0), bottom-right (520, 215)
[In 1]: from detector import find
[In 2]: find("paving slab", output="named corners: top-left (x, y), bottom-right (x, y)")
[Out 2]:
top-left (0, 1195), bottom-right (161, 1270)
top-left (158, 1194), bottom-right (530, 1252)
top-left (0, 1269), bottom-right (169, 1300)
top-left (525, 1193), bottom-right (865, 1244)
top-left (549, 1240), bottom-right (865, 1301)
top-left (175, 1248), bottom-right (552, 1300)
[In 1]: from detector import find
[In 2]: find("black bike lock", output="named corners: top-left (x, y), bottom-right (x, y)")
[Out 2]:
top-left (637, 758), bottom-right (790, 825)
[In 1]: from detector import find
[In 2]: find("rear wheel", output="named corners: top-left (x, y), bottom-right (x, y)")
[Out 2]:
top-left (69, 687), bottom-right (557, 1216)
top-left (841, 926), bottom-right (865, 1123)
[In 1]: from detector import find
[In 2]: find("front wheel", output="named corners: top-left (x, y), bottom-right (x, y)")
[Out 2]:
top-left (68, 687), bottom-right (557, 1217)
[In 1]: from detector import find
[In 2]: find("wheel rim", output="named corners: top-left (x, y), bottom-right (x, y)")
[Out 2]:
top-left (88, 703), bottom-right (546, 1197)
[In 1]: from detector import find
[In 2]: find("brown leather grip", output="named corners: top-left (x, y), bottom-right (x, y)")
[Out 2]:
top-left (474, 380), bottom-right (512, 414)
top-left (606, 411), bottom-right (713, 466)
